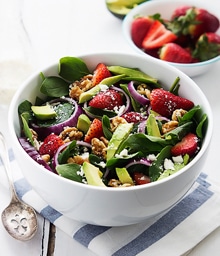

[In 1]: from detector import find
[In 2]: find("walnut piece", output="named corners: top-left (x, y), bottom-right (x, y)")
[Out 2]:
top-left (172, 109), bottom-right (187, 121)
top-left (67, 155), bottom-right (89, 165)
top-left (59, 127), bottom-right (83, 143)
top-left (91, 137), bottom-right (108, 159)
top-left (110, 116), bottom-right (127, 132)
top-left (162, 120), bottom-right (178, 134)
top-left (69, 74), bottom-right (93, 100)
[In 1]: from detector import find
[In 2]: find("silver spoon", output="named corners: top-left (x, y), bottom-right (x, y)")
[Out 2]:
top-left (0, 132), bottom-right (38, 241)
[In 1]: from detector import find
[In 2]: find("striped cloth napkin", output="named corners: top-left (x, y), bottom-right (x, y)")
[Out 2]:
top-left (1, 146), bottom-right (220, 256)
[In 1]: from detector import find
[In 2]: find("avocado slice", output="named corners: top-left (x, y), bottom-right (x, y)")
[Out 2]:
top-left (77, 114), bottom-right (91, 133)
top-left (116, 167), bottom-right (134, 185)
top-left (107, 122), bottom-right (133, 161)
top-left (79, 74), bottom-right (125, 103)
top-left (146, 113), bottom-right (161, 137)
top-left (31, 105), bottom-right (57, 120)
top-left (82, 162), bottom-right (106, 187)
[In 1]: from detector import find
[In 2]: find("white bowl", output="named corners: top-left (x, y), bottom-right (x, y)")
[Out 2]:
top-left (122, 0), bottom-right (220, 77)
top-left (8, 52), bottom-right (213, 226)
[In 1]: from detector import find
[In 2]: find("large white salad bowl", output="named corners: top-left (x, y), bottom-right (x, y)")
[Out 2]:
top-left (8, 52), bottom-right (213, 226)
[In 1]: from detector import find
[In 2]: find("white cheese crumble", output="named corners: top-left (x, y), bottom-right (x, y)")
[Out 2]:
top-left (172, 155), bottom-right (183, 163)
top-left (99, 84), bottom-right (109, 91)
top-left (115, 148), bottom-right (129, 158)
top-left (164, 158), bottom-right (175, 170)
top-left (147, 154), bottom-right (157, 161)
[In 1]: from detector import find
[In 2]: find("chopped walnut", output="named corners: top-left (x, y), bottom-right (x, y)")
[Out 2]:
top-left (108, 179), bottom-right (133, 187)
top-left (137, 84), bottom-right (151, 99)
top-left (172, 109), bottom-right (187, 121)
top-left (41, 154), bottom-right (50, 163)
top-left (162, 120), bottom-right (178, 134)
top-left (110, 116), bottom-right (127, 132)
top-left (67, 155), bottom-right (89, 165)
top-left (59, 127), bottom-right (83, 143)
top-left (69, 74), bottom-right (93, 100)
top-left (91, 137), bottom-right (108, 159)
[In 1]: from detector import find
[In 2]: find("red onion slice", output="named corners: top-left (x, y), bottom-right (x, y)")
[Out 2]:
top-left (127, 81), bottom-right (149, 106)
top-left (31, 98), bottom-right (83, 139)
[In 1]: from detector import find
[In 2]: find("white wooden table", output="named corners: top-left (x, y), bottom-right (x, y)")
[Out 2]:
top-left (0, 0), bottom-right (220, 255)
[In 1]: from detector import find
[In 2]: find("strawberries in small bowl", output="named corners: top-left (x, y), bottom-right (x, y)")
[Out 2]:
top-left (123, 0), bottom-right (220, 77)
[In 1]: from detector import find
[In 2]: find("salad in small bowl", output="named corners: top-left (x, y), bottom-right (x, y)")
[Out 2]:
top-left (8, 53), bottom-right (212, 226)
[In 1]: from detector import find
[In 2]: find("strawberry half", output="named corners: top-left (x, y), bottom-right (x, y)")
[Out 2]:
top-left (89, 89), bottom-right (124, 110)
top-left (131, 16), bottom-right (154, 48)
top-left (171, 133), bottom-right (199, 157)
top-left (92, 63), bottom-right (112, 86)
top-left (84, 118), bottom-right (104, 143)
top-left (193, 32), bottom-right (220, 61)
top-left (159, 43), bottom-right (193, 63)
top-left (121, 111), bottom-right (145, 123)
top-left (142, 20), bottom-right (177, 50)
top-left (39, 133), bottom-right (64, 157)
top-left (150, 88), bottom-right (194, 118)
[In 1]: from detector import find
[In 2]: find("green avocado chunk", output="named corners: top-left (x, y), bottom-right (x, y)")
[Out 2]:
top-left (146, 113), bottom-right (161, 137)
top-left (77, 114), bottom-right (91, 133)
top-left (82, 162), bottom-right (106, 187)
top-left (116, 167), bottom-right (134, 185)
top-left (31, 105), bottom-right (57, 120)
top-left (107, 122), bottom-right (133, 161)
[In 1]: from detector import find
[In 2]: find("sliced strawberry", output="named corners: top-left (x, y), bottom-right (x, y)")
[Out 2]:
top-left (89, 89), bottom-right (124, 110)
top-left (159, 43), bottom-right (193, 63)
top-left (131, 16), bottom-right (154, 48)
top-left (121, 111), bottom-right (145, 123)
top-left (150, 88), bottom-right (194, 118)
top-left (193, 32), bottom-right (220, 61)
top-left (170, 6), bottom-right (220, 38)
top-left (142, 20), bottom-right (177, 50)
top-left (171, 133), bottom-right (199, 157)
top-left (133, 172), bottom-right (151, 185)
top-left (92, 63), bottom-right (112, 86)
top-left (39, 133), bottom-right (64, 157)
top-left (84, 118), bottom-right (104, 143)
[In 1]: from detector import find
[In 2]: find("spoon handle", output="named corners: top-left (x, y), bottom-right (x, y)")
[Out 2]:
top-left (0, 132), bottom-right (19, 202)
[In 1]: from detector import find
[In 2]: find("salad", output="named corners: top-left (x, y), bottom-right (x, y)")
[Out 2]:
top-left (18, 56), bottom-right (207, 187)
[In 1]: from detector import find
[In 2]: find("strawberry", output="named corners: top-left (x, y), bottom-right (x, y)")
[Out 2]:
top-left (92, 63), bottom-right (112, 86)
top-left (84, 118), bottom-right (104, 143)
top-left (193, 32), bottom-right (220, 61)
top-left (142, 20), bottom-right (177, 50)
top-left (170, 6), bottom-right (220, 38)
top-left (171, 133), bottom-right (199, 157)
top-left (159, 43), bottom-right (193, 63)
top-left (150, 88), bottom-right (194, 118)
top-left (121, 111), bottom-right (145, 123)
top-left (133, 172), bottom-right (151, 185)
top-left (39, 133), bottom-right (64, 157)
top-left (89, 89), bottom-right (124, 110)
top-left (131, 16), bottom-right (154, 48)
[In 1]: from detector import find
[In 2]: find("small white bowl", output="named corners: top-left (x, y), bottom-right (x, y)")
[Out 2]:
top-left (122, 0), bottom-right (220, 77)
top-left (8, 52), bottom-right (213, 226)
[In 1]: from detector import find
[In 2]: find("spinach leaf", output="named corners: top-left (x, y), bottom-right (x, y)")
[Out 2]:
top-left (84, 106), bottom-right (117, 119)
top-left (196, 113), bottom-right (207, 139)
top-left (40, 76), bottom-right (69, 97)
top-left (59, 56), bottom-right (90, 81)
top-left (102, 115), bottom-right (112, 140)
top-left (56, 163), bottom-right (83, 182)
top-left (21, 114), bottom-right (34, 146)
top-left (18, 100), bottom-right (32, 116)
top-left (58, 140), bottom-right (77, 164)
top-left (149, 145), bottom-right (172, 181)
top-left (117, 133), bottom-right (168, 156)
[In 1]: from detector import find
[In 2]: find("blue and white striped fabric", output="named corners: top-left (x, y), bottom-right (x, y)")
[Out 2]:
top-left (1, 148), bottom-right (220, 256)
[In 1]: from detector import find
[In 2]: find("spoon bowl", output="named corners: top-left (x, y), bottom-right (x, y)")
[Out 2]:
top-left (0, 132), bottom-right (37, 241)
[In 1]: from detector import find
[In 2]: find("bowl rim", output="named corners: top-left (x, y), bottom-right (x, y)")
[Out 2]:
top-left (8, 52), bottom-right (214, 192)
top-left (122, 0), bottom-right (220, 67)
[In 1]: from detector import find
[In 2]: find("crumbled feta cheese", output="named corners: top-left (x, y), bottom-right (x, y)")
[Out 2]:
top-left (164, 158), bottom-right (175, 170)
top-left (77, 167), bottom-right (85, 177)
top-left (147, 154), bottom-right (157, 161)
top-left (172, 155), bottom-right (183, 163)
top-left (99, 84), bottom-right (109, 91)
top-left (97, 161), bottom-right (106, 168)
top-left (115, 148), bottom-right (128, 158)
